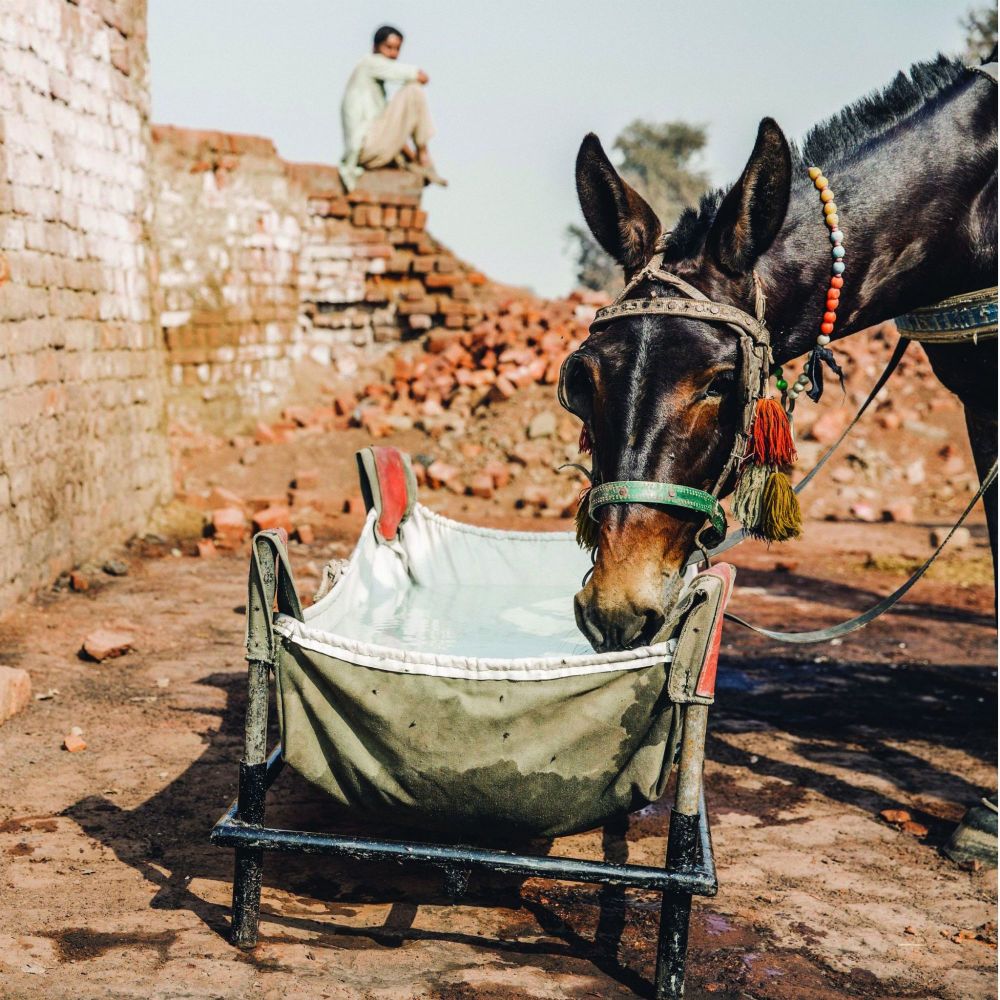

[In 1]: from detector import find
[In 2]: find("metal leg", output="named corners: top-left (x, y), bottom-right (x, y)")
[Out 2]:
top-left (654, 704), bottom-right (709, 999)
top-left (230, 659), bottom-right (269, 948)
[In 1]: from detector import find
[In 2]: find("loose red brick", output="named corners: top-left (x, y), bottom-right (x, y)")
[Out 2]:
top-left (426, 461), bottom-right (460, 488)
top-left (468, 474), bottom-right (494, 499)
top-left (483, 460), bottom-right (512, 489)
top-left (69, 570), bottom-right (89, 592)
top-left (196, 539), bottom-right (218, 559)
top-left (252, 505), bottom-right (293, 534)
top-left (333, 395), bottom-right (357, 417)
top-left (63, 733), bottom-right (87, 753)
top-left (81, 629), bottom-right (135, 662)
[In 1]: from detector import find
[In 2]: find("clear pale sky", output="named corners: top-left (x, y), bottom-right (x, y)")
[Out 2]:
top-left (149, 1), bottom-right (974, 297)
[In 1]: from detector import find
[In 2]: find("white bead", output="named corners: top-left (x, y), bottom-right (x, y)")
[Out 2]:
top-left (817, 334), bottom-right (831, 346)
top-left (788, 388), bottom-right (799, 399)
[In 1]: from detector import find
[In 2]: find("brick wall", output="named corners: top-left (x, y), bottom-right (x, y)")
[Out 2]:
top-left (0, 0), bottom-right (171, 604)
top-left (151, 127), bottom-right (496, 429)
top-left (150, 126), bottom-right (306, 428)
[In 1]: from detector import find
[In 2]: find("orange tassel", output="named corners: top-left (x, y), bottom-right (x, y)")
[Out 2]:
top-left (579, 425), bottom-right (592, 454)
top-left (751, 397), bottom-right (797, 466)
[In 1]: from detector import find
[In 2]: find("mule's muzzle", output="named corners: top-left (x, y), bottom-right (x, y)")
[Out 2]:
top-left (574, 573), bottom-right (681, 653)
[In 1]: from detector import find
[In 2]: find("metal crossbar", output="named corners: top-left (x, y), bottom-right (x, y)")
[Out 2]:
top-left (212, 728), bottom-right (717, 999)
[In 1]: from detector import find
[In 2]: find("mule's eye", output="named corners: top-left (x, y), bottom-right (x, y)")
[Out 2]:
top-left (703, 371), bottom-right (736, 399)
top-left (559, 354), bottom-right (595, 420)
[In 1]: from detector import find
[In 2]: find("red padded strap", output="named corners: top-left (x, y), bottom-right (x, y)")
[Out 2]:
top-left (373, 447), bottom-right (409, 542)
top-left (694, 563), bottom-right (735, 699)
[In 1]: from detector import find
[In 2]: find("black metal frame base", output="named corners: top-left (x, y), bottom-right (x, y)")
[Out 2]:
top-left (211, 745), bottom-right (718, 999)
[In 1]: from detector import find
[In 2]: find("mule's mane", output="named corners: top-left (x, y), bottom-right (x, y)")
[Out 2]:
top-left (664, 54), bottom-right (971, 260)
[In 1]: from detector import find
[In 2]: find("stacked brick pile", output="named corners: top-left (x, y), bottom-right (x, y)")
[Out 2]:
top-left (291, 163), bottom-right (492, 357)
top-left (0, 0), bottom-right (171, 607)
top-left (339, 291), bottom-right (603, 440)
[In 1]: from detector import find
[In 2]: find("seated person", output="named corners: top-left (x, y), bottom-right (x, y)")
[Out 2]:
top-left (340, 24), bottom-right (447, 191)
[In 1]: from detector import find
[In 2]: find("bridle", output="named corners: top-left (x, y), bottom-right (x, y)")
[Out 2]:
top-left (559, 244), bottom-right (773, 553)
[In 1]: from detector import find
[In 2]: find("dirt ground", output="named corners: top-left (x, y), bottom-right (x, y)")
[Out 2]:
top-left (0, 411), bottom-right (996, 999)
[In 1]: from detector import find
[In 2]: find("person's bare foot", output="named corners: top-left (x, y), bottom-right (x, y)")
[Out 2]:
top-left (414, 151), bottom-right (448, 186)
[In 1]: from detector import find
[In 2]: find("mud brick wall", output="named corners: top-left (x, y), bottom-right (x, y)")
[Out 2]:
top-left (150, 126), bottom-right (305, 428)
top-left (0, 0), bottom-right (171, 604)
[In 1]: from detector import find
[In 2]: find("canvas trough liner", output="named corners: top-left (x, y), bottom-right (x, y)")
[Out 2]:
top-left (253, 446), bottom-right (734, 839)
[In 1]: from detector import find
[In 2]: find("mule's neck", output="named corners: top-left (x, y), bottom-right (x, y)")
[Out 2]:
top-left (759, 71), bottom-right (997, 366)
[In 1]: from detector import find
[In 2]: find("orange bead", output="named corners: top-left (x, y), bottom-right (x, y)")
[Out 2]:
top-left (830, 276), bottom-right (844, 289)
top-left (820, 189), bottom-right (834, 203)
top-left (823, 310), bottom-right (837, 324)
top-left (823, 201), bottom-right (837, 215)
top-left (826, 214), bottom-right (839, 227)
top-left (808, 166), bottom-right (822, 180)
top-left (826, 298), bottom-right (839, 312)
top-left (827, 287), bottom-right (841, 300)
top-left (821, 321), bottom-right (835, 335)
top-left (815, 175), bottom-right (829, 190)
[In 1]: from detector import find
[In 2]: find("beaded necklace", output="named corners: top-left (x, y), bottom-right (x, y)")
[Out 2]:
top-left (773, 166), bottom-right (845, 407)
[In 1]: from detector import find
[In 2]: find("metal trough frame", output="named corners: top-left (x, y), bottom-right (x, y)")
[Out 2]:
top-left (211, 658), bottom-right (718, 999)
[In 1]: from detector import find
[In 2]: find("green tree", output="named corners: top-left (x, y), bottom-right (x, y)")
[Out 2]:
top-left (962, 5), bottom-right (998, 62)
top-left (566, 120), bottom-right (709, 292)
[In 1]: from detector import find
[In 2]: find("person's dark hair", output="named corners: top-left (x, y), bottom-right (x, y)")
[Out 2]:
top-left (373, 25), bottom-right (403, 48)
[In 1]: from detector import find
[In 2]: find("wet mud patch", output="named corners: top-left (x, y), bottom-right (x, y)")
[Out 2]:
top-left (45, 927), bottom-right (178, 964)
top-left (702, 757), bottom-right (810, 826)
top-left (0, 815), bottom-right (58, 834)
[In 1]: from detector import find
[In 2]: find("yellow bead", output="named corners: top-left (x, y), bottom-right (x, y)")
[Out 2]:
top-left (826, 214), bottom-right (839, 227)
top-left (820, 188), bottom-right (834, 203)
top-left (823, 201), bottom-right (837, 215)
top-left (815, 175), bottom-right (828, 190)
top-left (808, 167), bottom-right (821, 180)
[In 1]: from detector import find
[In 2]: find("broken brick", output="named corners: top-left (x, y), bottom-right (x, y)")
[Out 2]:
top-left (252, 505), bottom-right (293, 534)
top-left (81, 629), bottom-right (135, 662)
top-left (0, 665), bottom-right (31, 725)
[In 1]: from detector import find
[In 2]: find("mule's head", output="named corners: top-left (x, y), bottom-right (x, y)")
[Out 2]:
top-left (567, 119), bottom-right (792, 652)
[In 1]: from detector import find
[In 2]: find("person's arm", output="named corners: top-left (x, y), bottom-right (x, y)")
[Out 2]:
top-left (370, 53), bottom-right (423, 84)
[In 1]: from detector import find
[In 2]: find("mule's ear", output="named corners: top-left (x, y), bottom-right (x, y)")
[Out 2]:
top-left (707, 118), bottom-right (791, 276)
top-left (576, 133), bottom-right (661, 275)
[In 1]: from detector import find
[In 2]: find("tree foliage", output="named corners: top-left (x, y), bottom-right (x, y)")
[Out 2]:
top-left (962, 4), bottom-right (998, 62)
top-left (566, 119), bottom-right (709, 292)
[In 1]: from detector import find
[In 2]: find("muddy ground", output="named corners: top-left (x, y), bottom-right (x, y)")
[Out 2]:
top-left (0, 412), bottom-right (996, 999)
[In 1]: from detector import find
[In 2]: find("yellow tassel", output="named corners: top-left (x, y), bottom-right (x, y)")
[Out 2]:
top-left (758, 471), bottom-right (802, 542)
top-left (575, 487), bottom-right (599, 551)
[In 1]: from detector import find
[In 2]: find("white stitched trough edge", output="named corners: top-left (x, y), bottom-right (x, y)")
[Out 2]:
top-left (273, 505), bottom-right (681, 681)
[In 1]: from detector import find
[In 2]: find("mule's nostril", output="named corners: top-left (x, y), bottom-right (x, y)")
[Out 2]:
top-left (637, 610), bottom-right (665, 647)
top-left (574, 592), bottom-right (606, 651)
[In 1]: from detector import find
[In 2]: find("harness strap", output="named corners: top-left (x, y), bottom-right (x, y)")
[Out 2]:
top-left (590, 480), bottom-right (727, 543)
top-left (724, 459), bottom-right (996, 643)
top-left (895, 286), bottom-right (998, 344)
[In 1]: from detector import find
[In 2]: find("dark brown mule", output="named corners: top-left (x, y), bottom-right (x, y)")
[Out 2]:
top-left (565, 56), bottom-right (997, 653)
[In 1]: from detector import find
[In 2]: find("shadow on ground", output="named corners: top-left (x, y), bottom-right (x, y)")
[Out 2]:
top-left (62, 646), bottom-right (997, 999)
